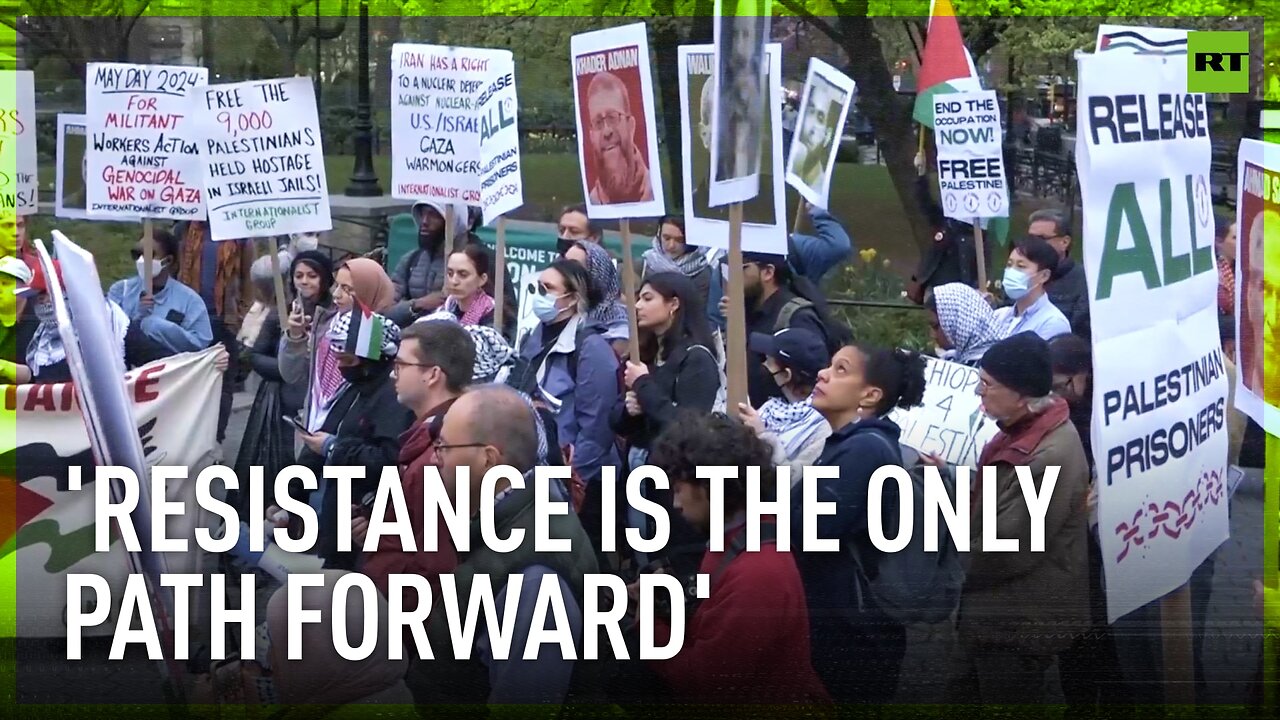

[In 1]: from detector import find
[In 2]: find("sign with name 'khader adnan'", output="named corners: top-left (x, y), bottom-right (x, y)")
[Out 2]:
top-left (1076, 51), bottom-right (1228, 624)
top-left (193, 76), bottom-right (331, 241)
top-left (391, 44), bottom-right (510, 205)
top-left (84, 62), bottom-right (209, 221)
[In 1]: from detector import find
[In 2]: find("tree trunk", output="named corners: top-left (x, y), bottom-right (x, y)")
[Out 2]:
top-left (837, 15), bottom-right (933, 257)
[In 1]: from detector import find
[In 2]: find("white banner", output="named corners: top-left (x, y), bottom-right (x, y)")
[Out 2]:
top-left (888, 356), bottom-right (997, 469)
top-left (1, 70), bottom-right (37, 214)
top-left (84, 62), bottom-right (209, 221)
top-left (1233, 139), bottom-right (1280, 436)
top-left (194, 76), bottom-right (331, 241)
top-left (784, 58), bottom-right (855, 211)
top-left (476, 53), bottom-right (523, 225)
top-left (3, 348), bottom-right (223, 637)
top-left (934, 89), bottom-right (1008, 219)
top-left (391, 44), bottom-right (510, 205)
top-left (1076, 52), bottom-right (1229, 623)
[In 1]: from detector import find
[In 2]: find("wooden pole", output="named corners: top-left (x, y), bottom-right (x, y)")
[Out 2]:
top-left (494, 216), bottom-right (507, 335)
top-left (1160, 583), bottom-right (1195, 705)
top-left (142, 219), bottom-right (155, 298)
top-left (792, 196), bottom-right (805, 235)
top-left (726, 203), bottom-right (748, 411)
top-left (973, 220), bottom-right (988, 292)
top-left (444, 204), bottom-right (456, 258)
top-left (269, 243), bottom-right (290, 329)
top-left (618, 219), bottom-right (641, 364)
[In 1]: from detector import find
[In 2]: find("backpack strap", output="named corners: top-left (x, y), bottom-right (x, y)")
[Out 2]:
top-left (709, 523), bottom-right (778, 588)
top-left (774, 296), bottom-right (814, 334)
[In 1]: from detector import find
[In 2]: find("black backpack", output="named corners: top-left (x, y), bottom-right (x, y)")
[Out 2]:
top-left (774, 296), bottom-right (853, 356)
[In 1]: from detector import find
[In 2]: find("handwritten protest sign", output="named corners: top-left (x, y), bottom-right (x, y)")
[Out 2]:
top-left (193, 76), bottom-right (331, 241)
top-left (84, 63), bottom-right (208, 221)
top-left (888, 356), bottom-right (997, 468)
top-left (934, 89), bottom-right (1008, 219)
top-left (391, 44), bottom-right (509, 204)
top-left (1, 70), bottom-right (37, 214)
top-left (477, 52), bottom-right (523, 225)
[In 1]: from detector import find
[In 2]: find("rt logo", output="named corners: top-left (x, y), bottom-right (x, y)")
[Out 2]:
top-left (1187, 31), bottom-right (1250, 93)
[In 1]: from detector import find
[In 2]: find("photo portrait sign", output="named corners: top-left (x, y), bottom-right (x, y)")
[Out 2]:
top-left (708, 0), bottom-right (772, 208)
top-left (679, 43), bottom-right (786, 254)
top-left (570, 22), bottom-right (665, 219)
top-left (1234, 138), bottom-right (1280, 436)
top-left (784, 57), bottom-right (855, 210)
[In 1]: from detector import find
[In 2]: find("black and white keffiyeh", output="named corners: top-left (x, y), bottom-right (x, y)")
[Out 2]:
top-left (933, 282), bottom-right (1010, 366)
top-left (642, 237), bottom-right (709, 279)
top-left (465, 324), bottom-right (515, 383)
top-left (757, 395), bottom-right (828, 460)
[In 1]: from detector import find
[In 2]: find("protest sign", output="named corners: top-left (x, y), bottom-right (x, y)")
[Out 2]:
top-left (888, 356), bottom-right (998, 468)
top-left (570, 23), bottom-right (665, 220)
top-left (194, 76), bottom-right (331, 241)
top-left (1234, 138), bottom-right (1279, 436)
top-left (1076, 52), bottom-right (1228, 623)
top-left (0, 70), bottom-right (37, 214)
top-left (1096, 24), bottom-right (1189, 55)
top-left (679, 44), bottom-right (786, 254)
top-left (708, 0), bottom-right (772, 208)
top-left (477, 52), bottom-right (523, 225)
top-left (391, 43), bottom-right (510, 205)
top-left (84, 63), bottom-right (209, 221)
top-left (5, 348), bottom-right (223, 637)
top-left (933, 89), bottom-right (1008, 220)
top-left (784, 58), bottom-right (855, 210)
top-left (56, 114), bottom-right (90, 220)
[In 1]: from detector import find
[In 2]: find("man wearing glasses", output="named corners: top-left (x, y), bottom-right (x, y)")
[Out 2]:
top-left (585, 70), bottom-right (654, 205)
top-left (1028, 208), bottom-right (1090, 339)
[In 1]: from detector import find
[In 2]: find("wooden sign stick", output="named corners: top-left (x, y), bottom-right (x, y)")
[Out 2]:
top-left (444, 204), bottom-right (456, 258)
top-left (269, 242), bottom-right (291, 327)
top-left (142, 219), bottom-right (155, 298)
top-left (726, 202), bottom-right (748, 411)
top-left (973, 219), bottom-right (988, 293)
top-left (494, 216), bottom-right (507, 335)
top-left (618, 219), bottom-right (641, 364)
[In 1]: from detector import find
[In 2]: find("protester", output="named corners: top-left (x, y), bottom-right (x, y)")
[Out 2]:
top-left (799, 343), bottom-right (927, 702)
top-left (294, 308), bottom-right (411, 569)
top-left (277, 251), bottom-right (339, 435)
top-left (265, 570), bottom-right (415, 713)
top-left (507, 256), bottom-right (619, 470)
top-left (0, 254), bottom-right (33, 382)
top-left (1216, 212), bottom-right (1237, 317)
top-left (735, 327), bottom-right (832, 477)
top-left (406, 385), bottom-right (597, 706)
top-left (925, 282), bottom-right (1009, 367)
top-left (556, 203), bottom-right (603, 255)
top-left (906, 151), bottom-right (978, 303)
top-left (384, 200), bottom-right (469, 327)
top-left (565, 239), bottom-right (630, 356)
top-left (235, 254), bottom-right (280, 351)
top-left (644, 412), bottom-right (832, 707)
top-left (417, 244), bottom-right (513, 339)
top-left (950, 332), bottom-right (1089, 705)
top-left (174, 219), bottom-right (255, 348)
top-left (357, 320), bottom-right (473, 620)
top-left (641, 215), bottom-right (711, 301)
top-left (726, 251), bottom-right (836, 406)
top-left (993, 236), bottom-right (1072, 341)
top-left (1028, 208), bottom-right (1090, 338)
top-left (108, 229), bottom-right (214, 355)
top-left (16, 259), bottom-right (134, 383)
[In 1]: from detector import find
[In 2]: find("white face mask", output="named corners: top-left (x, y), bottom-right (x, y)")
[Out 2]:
top-left (135, 257), bottom-right (167, 283)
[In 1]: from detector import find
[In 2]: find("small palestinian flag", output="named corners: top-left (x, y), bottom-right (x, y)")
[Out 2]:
top-left (344, 300), bottom-right (389, 361)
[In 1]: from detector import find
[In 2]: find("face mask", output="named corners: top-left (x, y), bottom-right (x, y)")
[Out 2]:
top-left (531, 293), bottom-right (564, 324)
top-left (1002, 266), bottom-right (1033, 300)
top-left (556, 237), bottom-right (577, 257)
top-left (340, 363), bottom-right (375, 384)
top-left (34, 298), bottom-right (56, 324)
top-left (135, 257), bottom-right (166, 283)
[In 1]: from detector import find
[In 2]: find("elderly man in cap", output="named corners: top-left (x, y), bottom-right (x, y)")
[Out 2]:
top-left (949, 331), bottom-right (1090, 704)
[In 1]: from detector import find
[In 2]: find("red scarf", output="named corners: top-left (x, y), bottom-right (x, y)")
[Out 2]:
top-left (973, 396), bottom-right (1071, 510)
top-left (448, 291), bottom-right (494, 326)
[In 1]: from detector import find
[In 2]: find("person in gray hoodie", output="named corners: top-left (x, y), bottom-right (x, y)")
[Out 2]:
top-left (384, 200), bottom-right (470, 327)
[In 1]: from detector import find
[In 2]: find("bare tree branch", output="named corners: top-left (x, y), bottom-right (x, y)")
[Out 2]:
top-left (775, 0), bottom-right (840, 49)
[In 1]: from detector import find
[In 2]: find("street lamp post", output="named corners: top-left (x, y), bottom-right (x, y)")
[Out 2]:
top-left (344, 0), bottom-right (382, 197)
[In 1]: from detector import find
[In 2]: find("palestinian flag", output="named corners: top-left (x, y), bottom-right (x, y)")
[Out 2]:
top-left (1096, 26), bottom-right (1188, 56)
top-left (345, 300), bottom-right (388, 361)
top-left (911, 0), bottom-right (981, 128)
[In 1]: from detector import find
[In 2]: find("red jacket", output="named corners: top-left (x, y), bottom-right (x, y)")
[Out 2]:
top-left (362, 398), bottom-right (459, 613)
top-left (651, 525), bottom-right (832, 707)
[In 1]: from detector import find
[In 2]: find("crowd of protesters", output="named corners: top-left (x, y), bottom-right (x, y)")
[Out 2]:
top-left (0, 152), bottom-right (1265, 713)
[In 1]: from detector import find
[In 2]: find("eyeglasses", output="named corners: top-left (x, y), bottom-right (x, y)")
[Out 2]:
top-left (590, 110), bottom-right (629, 132)
top-left (432, 439), bottom-right (488, 454)
top-left (393, 359), bottom-right (435, 370)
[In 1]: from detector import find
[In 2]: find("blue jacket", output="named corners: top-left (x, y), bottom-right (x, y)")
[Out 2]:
top-left (708, 209), bottom-right (852, 330)
top-left (107, 276), bottom-right (214, 355)
top-left (791, 415), bottom-right (903, 622)
top-left (516, 315), bottom-right (620, 485)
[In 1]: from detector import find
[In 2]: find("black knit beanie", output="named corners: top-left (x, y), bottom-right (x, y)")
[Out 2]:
top-left (980, 332), bottom-right (1053, 398)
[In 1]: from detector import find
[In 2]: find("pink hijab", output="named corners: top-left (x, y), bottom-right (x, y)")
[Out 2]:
top-left (337, 257), bottom-right (396, 313)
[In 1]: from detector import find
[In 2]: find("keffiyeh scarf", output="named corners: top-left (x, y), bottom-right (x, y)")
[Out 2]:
top-left (642, 238), bottom-right (709, 279)
top-left (577, 241), bottom-right (629, 330)
top-left (757, 395), bottom-right (828, 460)
top-left (443, 291), bottom-right (495, 327)
top-left (27, 296), bottom-right (129, 372)
top-left (933, 283), bottom-right (1010, 366)
top-left (465, 324), bottom-right (515, 382)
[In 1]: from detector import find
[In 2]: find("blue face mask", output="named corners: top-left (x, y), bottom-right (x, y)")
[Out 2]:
top-left (531, 292), bottom-right (564, 324)
top-left (1002, 266), bottom-right (1033, 300)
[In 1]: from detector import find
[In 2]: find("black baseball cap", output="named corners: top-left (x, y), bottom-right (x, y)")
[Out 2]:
top-left (748, 327), bottom-right (831, 379)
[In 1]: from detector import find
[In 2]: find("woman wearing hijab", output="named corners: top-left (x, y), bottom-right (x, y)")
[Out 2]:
top-left (266, 570), bottom-right (416, 717)
top-left (565, 239), bottom-right (630, 357)
top-left (640, 215), bottom-right (711, 302)
top-left (924, 282), bottom-right (1010, 367)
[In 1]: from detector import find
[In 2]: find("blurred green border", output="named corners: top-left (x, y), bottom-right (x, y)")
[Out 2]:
top-left (1, 0), bottom-right (1277, 716)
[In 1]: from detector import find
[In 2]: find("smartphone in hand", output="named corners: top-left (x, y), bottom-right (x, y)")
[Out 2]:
top-left (283, 415), bottom-right (308, 433)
